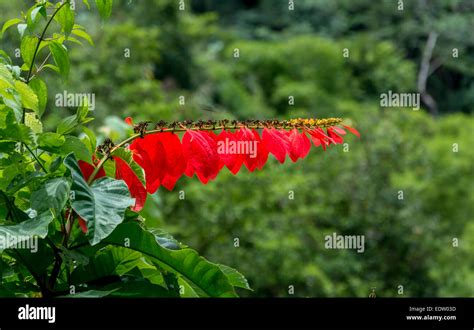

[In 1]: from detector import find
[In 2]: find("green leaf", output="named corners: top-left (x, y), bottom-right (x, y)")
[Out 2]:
top-left (49, 41), bottom-right (69, 79)
top-left (0, 108), bottom-right (32, 143)
top-left (104, 222), bottom-right (238, 297)
top-left (6, 239), bottom-right (55, 290)
top-left (57, 114), bottom-right (78, 135)
top-left (80, 126), bottom-right (96, 153)
top-left (218, 264), bottom-right (252, 290)
top-left (14, 80), bottom-right (39, 112)
top-left (70, 246), bottom-right (163, 285)
top-left (95, 0), bottom-right (113, 20)
top-left (38, 132), bottom-right (66, 149)
top-left (20, 36), bottom-right (37, 69)
top-left (83, 0), bottom-right (91, 10)
top-left (58, 136), bottom-right (91, 162)
top-left (2, 18), bottom-right (22, 36)
top-left (71, 29), bottom-right (94, 46)
top-left (24, 113), bottom-right (42, 134)
top-left (29, 78), bottom-right (47, 117)
top-left (6, 172), bottom-right (44, 195)
top-left (55, 3), bottom-right (74, 36)
top-left (31, 178), bottom-right (70, 215)
top-left (64, 154), bottom-right (134, 245)
top-left (0, 211), bottom-right (53, 252)
top-left (17, 24), bottom-right (27, 38)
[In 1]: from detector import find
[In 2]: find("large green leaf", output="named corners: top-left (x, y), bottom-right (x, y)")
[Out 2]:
top-left (103, 222), bottom-right (238, 297)
top-left (70, 246), bottom-right (164, 285)
top-left (31, 177), bottom-right (70, 215)
top-left (0, 211), bottom-right (53, 252)
top-left (64, 154), bottom-right (134, 245)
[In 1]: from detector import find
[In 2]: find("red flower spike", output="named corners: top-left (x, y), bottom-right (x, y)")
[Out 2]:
top-left (287, 129), bottom-right (311, 162)
top-left (182, 130), bottom-right (220, 184)
top-left (114, 156), bottom-right (147, 211)
top-left (343, 125), bottom-right (360, 138)
top-left (129, 134), bottom-right (167, 194)
top-left (262, 128), bottom-right (291, 163)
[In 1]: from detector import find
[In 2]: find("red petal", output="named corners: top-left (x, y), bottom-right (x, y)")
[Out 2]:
top-left (253, 129), bottom-right (269, 170)
top-left (287, 129), bottom-right (311, 162)
top-left (129, 134), bottom-right (167, 194)
top-left (160, 132), bottom-right (187, 178)
top-left (161, 174), bottom-right (181, 191)
top-left (306, 128), bottom-right (331, 150)
top-left (343, 125), bottom-right (360, 138)
top-left (327, 127), bottom-right (344, 144)
top-left (78, 160), bottom-right (106, 182)
top-left (114, 156), bottom-right (147, 212)
top-left (262, 128), bottom-right (290, 163)
top-left (182, 130), bottom-right (220, 184)
top-left (332, 126), bottom-right (347, 135)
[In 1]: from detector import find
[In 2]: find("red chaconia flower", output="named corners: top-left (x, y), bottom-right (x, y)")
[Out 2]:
top-left (121, 117), bottom-right (359, 192)
top-left (75, 117), bottom-right (359, 234)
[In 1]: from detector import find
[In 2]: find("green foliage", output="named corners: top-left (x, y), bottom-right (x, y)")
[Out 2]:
top-left (0, 0), bottom-right (248, 298)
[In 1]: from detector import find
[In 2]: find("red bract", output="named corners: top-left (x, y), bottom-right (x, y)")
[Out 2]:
top-left (78, 160), bottom-right (106, 182)
top-left (216, 130), bottom-right (244, 174)
top-left (262, 128), bottom-right (291, 163)
top-left (114, 156), bottom-right (147, 211)
top-left (182, 130), bottom-right (220, 184)
top-left (287, 129), bottom-right (311, 162)
top-left (129, 134), bottom-right (167, 193)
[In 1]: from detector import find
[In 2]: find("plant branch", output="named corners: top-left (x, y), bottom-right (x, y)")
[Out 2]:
top-left (25, 145), bottom-right (48, 172)
top-left (22, 0), bottom-right (68, 123)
